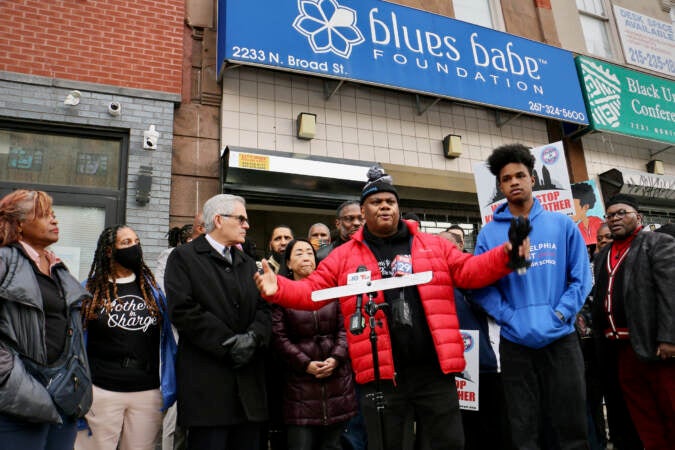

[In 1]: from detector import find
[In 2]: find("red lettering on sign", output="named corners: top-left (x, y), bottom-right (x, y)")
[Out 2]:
top-left (457, 390), bottom-right (476, 401)
top-left (535, 191), bottom-right (561, 203)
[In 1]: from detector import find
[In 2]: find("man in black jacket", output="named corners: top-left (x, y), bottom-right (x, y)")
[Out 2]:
top-left (165, 194), bottom-right (271, 450)
top-left (592, 194), bottom-right (675, 450)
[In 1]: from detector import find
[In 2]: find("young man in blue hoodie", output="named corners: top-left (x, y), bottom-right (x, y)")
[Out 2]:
top-left (473, 144), bottom-right (592, 449)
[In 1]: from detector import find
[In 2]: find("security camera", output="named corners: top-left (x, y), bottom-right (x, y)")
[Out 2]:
top-left (64, 90), bottom-right (81, 106)
top-left (143, 125), bottom-right (159, 150)
top-left (108, 101), bottom-right (121, 117)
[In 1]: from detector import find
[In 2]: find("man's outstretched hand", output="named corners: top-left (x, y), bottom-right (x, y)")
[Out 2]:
top-left (253, 258), bottom-right (278, 296)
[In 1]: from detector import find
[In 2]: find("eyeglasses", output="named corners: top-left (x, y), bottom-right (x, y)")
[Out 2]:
top-left (339, 215), bottom-right (363, 223)
top-left (604, 210), bottom-right (637, 220)
top-left (219, 214), bottom-right (249, 225)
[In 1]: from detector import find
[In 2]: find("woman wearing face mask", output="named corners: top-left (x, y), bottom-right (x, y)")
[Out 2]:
top-left (75, 225), bottom-right (176, 450)
top-left (273, 239), bottom-right (357, 450)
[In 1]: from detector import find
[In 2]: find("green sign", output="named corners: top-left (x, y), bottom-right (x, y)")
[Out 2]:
top-left (576, 56), bottom-right (675, 144)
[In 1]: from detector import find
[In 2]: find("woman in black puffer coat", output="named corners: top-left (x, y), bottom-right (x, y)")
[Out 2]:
top-left (273, 238), bottom-right (357, 450)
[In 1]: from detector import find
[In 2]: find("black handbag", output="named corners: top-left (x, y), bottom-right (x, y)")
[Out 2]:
top-left (22, 324), bottom-right (93, 419)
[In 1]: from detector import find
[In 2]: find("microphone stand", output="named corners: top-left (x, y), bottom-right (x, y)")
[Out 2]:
top-left (311, 271), bottom-right (433, 450)
top-left (363, 291), bottom-right (387, 450)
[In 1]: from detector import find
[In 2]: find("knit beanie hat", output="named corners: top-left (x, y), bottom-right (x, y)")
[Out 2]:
top-left (605, 194), bottom-right (639, 212)
top-left (360, 165), bottom-right (399, 204)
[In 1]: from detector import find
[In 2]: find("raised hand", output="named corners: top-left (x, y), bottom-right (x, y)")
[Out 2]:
top-left (253, 258), bottom-right (278, 296)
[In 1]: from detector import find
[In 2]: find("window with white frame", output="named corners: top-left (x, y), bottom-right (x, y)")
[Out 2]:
top-left (453, 0), bottom-right (504, 30)
top-left (576, 0), bottom-right (614, 59)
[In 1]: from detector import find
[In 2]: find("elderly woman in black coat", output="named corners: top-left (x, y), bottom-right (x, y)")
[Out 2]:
top-left (273, 238), bottom-right (358, 450)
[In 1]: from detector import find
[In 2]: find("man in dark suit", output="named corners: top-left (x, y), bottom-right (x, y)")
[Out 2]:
top-left (165, 194), bottom-right (271, 450)
top-left (592, 194), bottom-right (675, 449)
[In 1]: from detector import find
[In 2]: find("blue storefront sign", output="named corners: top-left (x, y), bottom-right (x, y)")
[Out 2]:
top-left (218, 0), bottom-right (588, 125)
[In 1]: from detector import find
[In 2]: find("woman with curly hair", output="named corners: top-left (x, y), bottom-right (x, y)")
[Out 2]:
top-left (0, 190), bottom-right (92, 449)
top-left (75, 225), bottom-right (176, 450)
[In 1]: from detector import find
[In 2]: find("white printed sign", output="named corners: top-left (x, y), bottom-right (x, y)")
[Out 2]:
top-left (473, 141), bottom-right (574, 225)
top-left (456, 329), bottom-right (480, 411)
top-left (347, 270), bottom-right (371, 285)
top-left (613, 5), bottom-right (675, 78)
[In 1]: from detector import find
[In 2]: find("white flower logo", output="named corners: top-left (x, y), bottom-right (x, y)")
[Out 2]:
top-left (293, 0), bottom-right (364, 58)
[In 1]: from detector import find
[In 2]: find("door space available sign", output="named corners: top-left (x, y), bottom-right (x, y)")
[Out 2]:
top-left (473, 141), bottom-right (574, 225)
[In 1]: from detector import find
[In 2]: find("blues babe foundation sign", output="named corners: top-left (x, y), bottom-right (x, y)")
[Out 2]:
top-left (217, 0), bottom-right (588, 125)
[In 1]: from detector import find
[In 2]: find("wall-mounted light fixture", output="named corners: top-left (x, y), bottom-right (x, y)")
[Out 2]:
top-left (64, 90), bottom-right (82, 106)
top-left (442, 134), bottom-right (462, 159)
top-left (143, 125), bottom-right (159, 150)
top-left (646, 159), bottom-right (664, 175)
top-left (297, 112), bottom-right (317, 140)
top-left (135, 165), bottom-right (153, 205)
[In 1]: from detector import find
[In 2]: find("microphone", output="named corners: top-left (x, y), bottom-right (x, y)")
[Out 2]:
top-left (390, 255), bottom-right (413, 327)
top-left (507, 216), bottom-right (532, 275)
top-left (349, 266), bottom-right (368, 335)
top-left (391, 254), bottom-right (412, 277)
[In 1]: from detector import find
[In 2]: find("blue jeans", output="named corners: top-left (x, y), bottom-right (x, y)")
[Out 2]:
top-left (0, 413), bottom-right (77, 450)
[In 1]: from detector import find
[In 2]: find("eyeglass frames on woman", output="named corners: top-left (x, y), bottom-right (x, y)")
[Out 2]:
top-left (604, 210), bottom-right (637, 220)
top-left (219, 214), bottom-right (249, 225)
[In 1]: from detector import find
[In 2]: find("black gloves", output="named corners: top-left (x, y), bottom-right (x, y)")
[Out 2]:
top-left (222, 331), bottom-right (259, 368)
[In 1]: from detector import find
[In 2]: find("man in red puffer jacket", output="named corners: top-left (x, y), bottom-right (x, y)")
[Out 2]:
top-left (255, 166), bottom-right (528, 450)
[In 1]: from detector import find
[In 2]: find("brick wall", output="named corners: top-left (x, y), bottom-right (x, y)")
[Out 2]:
top-left (0, 0), bottom-right (184, 94)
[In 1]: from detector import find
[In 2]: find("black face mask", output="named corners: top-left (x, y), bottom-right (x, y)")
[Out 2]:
top-left (114, 244), bottom-right (143, 273)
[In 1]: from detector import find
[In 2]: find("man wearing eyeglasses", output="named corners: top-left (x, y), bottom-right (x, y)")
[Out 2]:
top-left (165, 194), bottom-right (271, 450)
top-left (591, 194), bottom-right (675, 450)
top-left (316, 200), bottom-right (364, 262)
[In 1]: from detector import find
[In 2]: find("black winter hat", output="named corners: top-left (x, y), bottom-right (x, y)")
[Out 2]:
top-left (605, 194), bottom-right (639, 212)
top-left (360, 165), bottom-right (399, 204)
